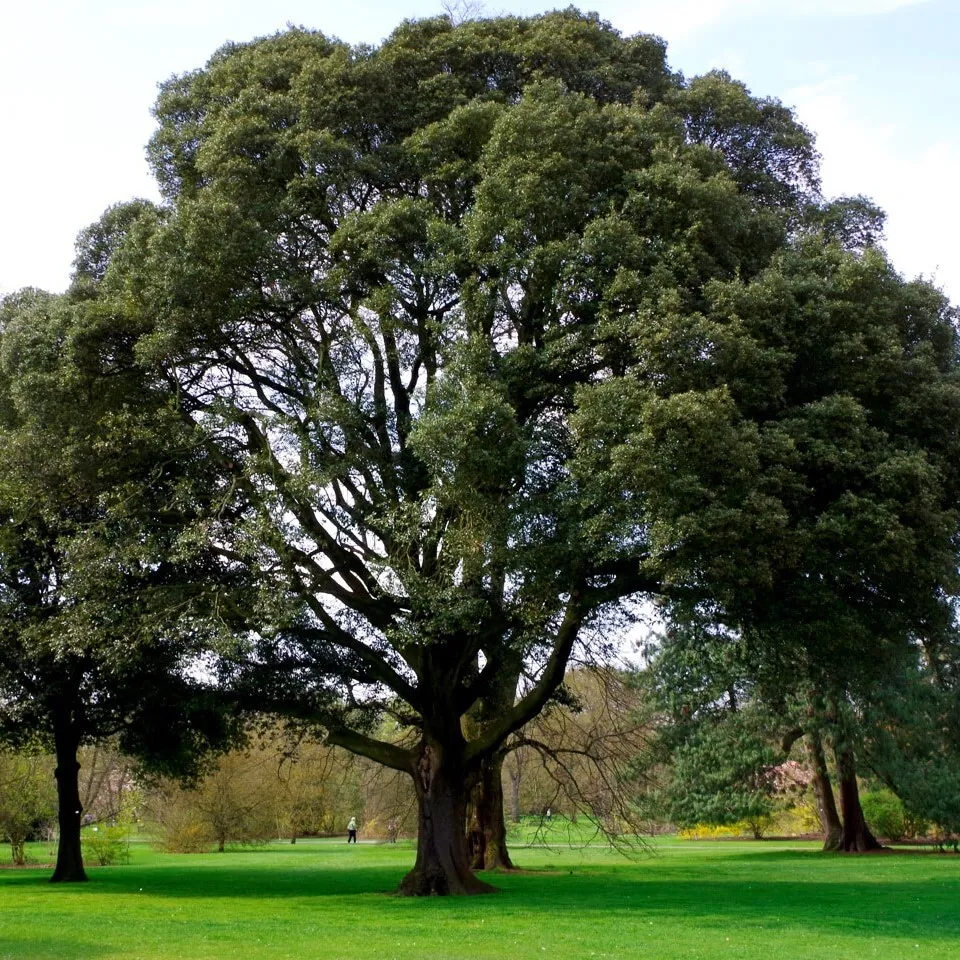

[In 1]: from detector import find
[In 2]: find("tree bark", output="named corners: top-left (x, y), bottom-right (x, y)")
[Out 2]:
top-left (805, 732), bottom-right (842, 851)
top-left (399, 741), bottom-right (496, 896)
top-left (51, 719), bottom-right (87, 883)
top-left (509, 756), bottom-right (521, 824)
top-left (833, 741), bottom-right (882, 852)
top-left (467, 752), bottom-right (515, 871)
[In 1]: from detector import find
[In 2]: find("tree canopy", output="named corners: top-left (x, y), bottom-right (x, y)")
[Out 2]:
top-left (42, 9), bottom-right (960, 892)
top-left (0, 283), bottom-right (243, 881)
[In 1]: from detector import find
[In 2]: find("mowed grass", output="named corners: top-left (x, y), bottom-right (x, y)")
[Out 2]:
top-left (1, 830), bottom-right (958, 960)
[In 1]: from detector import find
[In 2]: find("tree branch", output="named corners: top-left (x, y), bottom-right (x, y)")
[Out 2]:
top-left (324, 726), bottom-right (414, 774)
top-left (465, 588), bottom-right (585, 763)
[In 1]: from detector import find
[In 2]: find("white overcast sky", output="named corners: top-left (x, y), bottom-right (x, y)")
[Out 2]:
top-left (1, 0), bottom-right (957, 301)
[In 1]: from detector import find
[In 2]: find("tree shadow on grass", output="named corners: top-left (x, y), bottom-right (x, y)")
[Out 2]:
top-left (0, 863), bottom-right (408, 900)
top-left (0, 936), bottom-right (110, 960)
top-left (2, 848), bottom-right (958, 949)
top-left (488, 859), bottom-right (960, 946)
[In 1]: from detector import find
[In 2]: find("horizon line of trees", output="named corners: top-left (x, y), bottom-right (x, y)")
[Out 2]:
top-left (4, 664), bottom-right (954, 863)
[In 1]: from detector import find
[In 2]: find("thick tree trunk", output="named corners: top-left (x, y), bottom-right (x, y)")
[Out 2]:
top-left (805, 733), bottom-right (842, 851)
top-left (833, 741), bottom-right (882, 852)
top-left (467, 752), bottom-right (515, 871)
top-left (399, 742), bottom-right (496, 896)
top-left (51, 721), bottom-right (87, 883)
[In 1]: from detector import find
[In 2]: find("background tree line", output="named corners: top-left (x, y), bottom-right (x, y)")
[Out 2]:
top-left (3, 661), bottom-right (956, 863)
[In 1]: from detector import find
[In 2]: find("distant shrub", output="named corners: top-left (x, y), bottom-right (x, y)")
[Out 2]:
top-left (160, 820), bottom-right (213, 854)
top-left (771, 802), bottom-right (821, 836)
top-left (678, 823), bottom-right (743, 840)
top-left (742, 814), bottom-right (775, 839)
top-left (861, 790), bottom-right (906, 841)
top-left (902, 810), bottom-right (930, 840)
top-left (82, 825), bottom-right (131, 866)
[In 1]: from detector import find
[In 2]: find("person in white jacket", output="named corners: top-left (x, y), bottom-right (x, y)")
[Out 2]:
top-left (347, 817), bottom-right (358, 843)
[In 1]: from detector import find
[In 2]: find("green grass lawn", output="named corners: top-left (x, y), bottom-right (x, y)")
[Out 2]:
top-left (1, 831), bottom-right (958, 960)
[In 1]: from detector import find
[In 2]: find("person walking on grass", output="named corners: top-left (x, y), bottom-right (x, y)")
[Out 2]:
top-left (347, 817), bottom-right (358, 843)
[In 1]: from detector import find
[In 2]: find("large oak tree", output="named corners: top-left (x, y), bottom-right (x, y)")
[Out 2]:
top-left (95, 11), bottom-right (849, 894)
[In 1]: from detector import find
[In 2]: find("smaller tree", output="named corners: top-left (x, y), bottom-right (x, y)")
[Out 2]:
top-left (0, 749), bottom-right (56, 865)
top-left (149, 750), bottom-right (280, 853)
top-left (0, 287), bottom-right (245, 882)
top-left (273, 740), bottom-right (342, 843)
top-left (663, 708), bottom-right (783, 834)
top-left (860, 653), bottom-right (960, 845)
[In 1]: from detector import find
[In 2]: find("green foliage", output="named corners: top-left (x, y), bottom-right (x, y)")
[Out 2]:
top-left (70, 199), bottom-right (163, 295)
top-left (98, 9), bottom-right (822, 772)
top-left (576, 233), bottom-right (960, 701)
top-left (0, 750), bottom-right (55, 865)
top-left (860, 663), bottom-right (960, 839)
top-left (667, 69), bottom-right (819, 206)
top-left (860, 790), bottom-right (907, 842)
top-left (665, 709), bottom-right (782, 829)
top-left (81, 824), bottom-right (131, 866)
top-left (0, 285), bottom-right (244, 766)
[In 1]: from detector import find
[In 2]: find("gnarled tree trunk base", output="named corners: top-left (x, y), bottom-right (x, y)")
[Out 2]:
top-left (822, 828), bottom-right (843, 852)
top-left (835, 826), bottom-right (883, 852)
top-left (399, 863), bottom-right (498, 896)
top-left (833, 739), bottom-right (883, 854)
top-left (400, 742), bottom-right (498, 896)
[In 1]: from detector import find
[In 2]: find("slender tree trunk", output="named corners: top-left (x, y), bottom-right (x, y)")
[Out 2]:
top-left (467, 752), bottom-right (515, 871)
top-left (10, 837), bottom-right (25, 866)
top-left (399, 741), bottom-right (496, 896)
top-left (805, 733), bottom-right (842, 851)
top-left (833, 741), bottom-right (882, 852)
top-left (51, 719), bottom-right (87, 883)
top-left (509, 759), bottom-right (521, 824)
